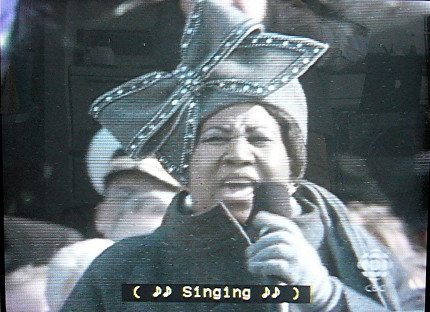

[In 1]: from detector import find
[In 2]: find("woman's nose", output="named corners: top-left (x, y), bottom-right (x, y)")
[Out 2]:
top-left (223, 137), bottom-right (255, 165)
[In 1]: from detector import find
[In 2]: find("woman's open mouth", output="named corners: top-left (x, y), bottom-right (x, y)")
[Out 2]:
top-left (218, 178), bottom-right (255, 201)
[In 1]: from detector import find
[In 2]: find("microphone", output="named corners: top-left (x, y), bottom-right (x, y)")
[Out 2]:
top-left (248, 182), bottom-right (292, 223)
top-left (247, 182), bottom-right (292, 312)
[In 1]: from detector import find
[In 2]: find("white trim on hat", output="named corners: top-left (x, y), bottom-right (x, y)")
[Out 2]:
top-left (86, 128), bottom-right (123, 195)
top-left (86, 128), bottom-right (180, 195)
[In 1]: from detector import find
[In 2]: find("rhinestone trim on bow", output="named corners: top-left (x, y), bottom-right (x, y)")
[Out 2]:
top-left (90, 0), bottom-right (328, 180)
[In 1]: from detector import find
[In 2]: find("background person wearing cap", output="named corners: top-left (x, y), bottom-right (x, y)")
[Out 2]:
top-left (43, 128), bottom-right (180, 311)
top-left (62, 1), bottom-right (422, 311)
top-left (87, 128), bottom-right (181, 241)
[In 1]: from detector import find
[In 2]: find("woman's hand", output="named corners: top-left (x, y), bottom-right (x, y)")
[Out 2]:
top-left (246, 211), bottom-right (340, 309)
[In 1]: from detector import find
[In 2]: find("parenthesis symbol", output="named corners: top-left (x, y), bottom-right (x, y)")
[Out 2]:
top-left (133, 286), bottom-right (141, 299)
top-left (292, 287), bottom-right (299, 301)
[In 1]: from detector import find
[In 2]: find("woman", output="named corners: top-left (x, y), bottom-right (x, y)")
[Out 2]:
top-left (62, 1), bottom-right (420, 311)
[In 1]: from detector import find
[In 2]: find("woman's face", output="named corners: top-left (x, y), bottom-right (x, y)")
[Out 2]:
top-left (189, 104), bottom-right (291, 223)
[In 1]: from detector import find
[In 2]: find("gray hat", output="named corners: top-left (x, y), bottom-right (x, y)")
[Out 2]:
top-left (90, 0), bottom-right (328, 182)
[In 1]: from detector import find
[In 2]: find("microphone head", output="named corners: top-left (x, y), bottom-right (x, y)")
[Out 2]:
top-left (249, 182), bottom-right (292, 222)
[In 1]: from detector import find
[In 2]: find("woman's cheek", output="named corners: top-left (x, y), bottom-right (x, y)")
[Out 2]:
top-left (257, 150), bottom-right (291, 181)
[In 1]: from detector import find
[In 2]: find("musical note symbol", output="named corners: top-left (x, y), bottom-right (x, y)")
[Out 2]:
top-left (133, 286), bottom-right (141, 299)
top-left (271, 287), bottom-right (280, 299)
top-left (292, 287), bottom-right (299, 301)
top-left (153, 285), bottom-right (163, 297)
top-left (163, 286), bottom-right (172, 297)
top-left (261, 286), bottom-right (271, 299)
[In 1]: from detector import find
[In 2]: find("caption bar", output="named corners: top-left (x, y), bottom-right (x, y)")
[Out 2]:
top-left (122, 284), bottom-right (311, 303)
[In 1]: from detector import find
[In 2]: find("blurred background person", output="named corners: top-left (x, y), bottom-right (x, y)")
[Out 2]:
top-left (86, 128), bottom-right (181, 241)
top-left (45, 238), bottom-right (115, 312)
top-left (44, 128), bottom-right (181, 311)
top-left (4, 216), bottom-right (83, 275)
top-left (5, 264), bottom-right (50, 312)
top-left (335, 155), bottom-right (426, 294)
top-left (4, 216), bottom-right (83, 312)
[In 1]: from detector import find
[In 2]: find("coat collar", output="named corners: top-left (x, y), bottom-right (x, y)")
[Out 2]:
top-left (159, 190), bottom-right (326, 253)
top-left (159, 191), bottom-right (252, 252)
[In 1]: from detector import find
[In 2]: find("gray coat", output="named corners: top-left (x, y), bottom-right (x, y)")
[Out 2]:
top-left (61, 182), bottom-right (422, 312)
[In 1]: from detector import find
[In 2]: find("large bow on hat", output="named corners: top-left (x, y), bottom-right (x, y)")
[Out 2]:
top-left (90, 0), bottom-right (328, 182)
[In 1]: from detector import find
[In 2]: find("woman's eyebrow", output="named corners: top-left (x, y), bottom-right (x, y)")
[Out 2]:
top-left (246, 126), bottom-right (275, 134)
top-left (246, 125), bottom-right (270, 131)
top-left (200, 126), bottom-right (232, 134)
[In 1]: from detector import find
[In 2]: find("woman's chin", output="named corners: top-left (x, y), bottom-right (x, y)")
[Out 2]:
top-left (222, 199), bottom-right (253, 224)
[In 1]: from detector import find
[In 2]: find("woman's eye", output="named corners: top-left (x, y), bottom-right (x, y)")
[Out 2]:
top-left (247, 136), bottom-right (271, 143)
top-left (201, 136), bottom-right (230, 143)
